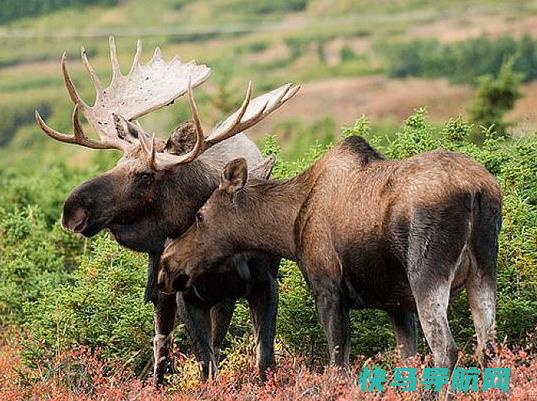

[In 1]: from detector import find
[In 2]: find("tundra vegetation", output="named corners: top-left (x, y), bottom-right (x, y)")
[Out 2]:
top-left (1, 109), bottom-right (536, 399)
top-left (4, 1), bottom-right (537, 157)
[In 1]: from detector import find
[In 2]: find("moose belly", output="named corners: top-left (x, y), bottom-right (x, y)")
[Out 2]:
top-left (341, 252), bottom-right (416, 311)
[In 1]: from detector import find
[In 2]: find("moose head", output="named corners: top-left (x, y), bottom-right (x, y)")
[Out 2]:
top-left (35, 37), bottom-right (299, 247)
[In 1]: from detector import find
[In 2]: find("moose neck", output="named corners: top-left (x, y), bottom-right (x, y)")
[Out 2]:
top-left (239, 166), bottom-right (318, 261)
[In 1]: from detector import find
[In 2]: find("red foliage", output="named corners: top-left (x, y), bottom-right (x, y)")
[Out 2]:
top-left (1, 338), bottom-right (536, 401)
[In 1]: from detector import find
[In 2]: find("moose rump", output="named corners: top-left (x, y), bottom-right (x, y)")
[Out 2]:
top-left (294, 143), bottom-right (502, 369)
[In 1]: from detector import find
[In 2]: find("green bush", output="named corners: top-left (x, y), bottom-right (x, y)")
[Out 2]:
top-left (0, 206), bottom-right (70, 326)
top-left (246, 0), bottom-right (308, 14)
top-left (0, 164), bottom-right (92, 326)
top-left (340, 45), bottom-right (358, 61)
top-left (1, 109), bottom-right (535, 372)
top-left (468, 57), bottom-right (523, 137)
top-left (22, 235), bottom-right (153, 372)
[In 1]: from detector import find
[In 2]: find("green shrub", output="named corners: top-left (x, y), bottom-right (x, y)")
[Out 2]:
top-left (0, 207), bottom-right (70, 326)
top-left (1, 109), bottom-right (535, 372)
top-left (23, 235), bottom-right (153, 372)
top-left (468, 57), bottom-right (523, 138)
top-left (247, 0), bottom-right (308, 14)
top-left (0, 164), bottom-right (90, 325)
top-left (340, 45), bottom-right (358, 61)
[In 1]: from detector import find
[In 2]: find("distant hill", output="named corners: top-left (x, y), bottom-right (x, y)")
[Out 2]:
top-left (1, 0), bottom-right (537, 169)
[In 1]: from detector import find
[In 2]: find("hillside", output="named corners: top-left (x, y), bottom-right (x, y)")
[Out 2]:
top-left (1, 0), bottom-right (537, 169)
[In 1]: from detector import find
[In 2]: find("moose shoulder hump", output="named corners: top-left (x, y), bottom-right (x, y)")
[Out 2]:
top-left (339, 136), bottom-right (385, 165)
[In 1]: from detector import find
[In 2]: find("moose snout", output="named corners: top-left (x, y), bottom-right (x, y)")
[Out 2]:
top-left (62, 189), bottom-right (92, 233)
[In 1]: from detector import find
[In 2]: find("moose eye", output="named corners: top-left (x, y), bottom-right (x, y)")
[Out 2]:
top-left (195, 211), bottom-right (204, 228)
top-left (137, 171), bottom-right (154, 183)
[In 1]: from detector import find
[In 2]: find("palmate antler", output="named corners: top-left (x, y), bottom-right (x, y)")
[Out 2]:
top-left (35, 36), bottom-right (210, 151)
top-left (137, 81), bottom-right (300, 170)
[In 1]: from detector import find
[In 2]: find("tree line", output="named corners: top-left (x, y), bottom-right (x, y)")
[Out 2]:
top-left (383, 35), bottom-right (537, 85)
top-left (0, 0), bottom-right (118, 24)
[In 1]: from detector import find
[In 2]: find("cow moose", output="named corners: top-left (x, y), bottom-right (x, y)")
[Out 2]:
top-left (160, 135), bottom-right (502, 372)
top-left (34, 37), bottom-right (299, 384)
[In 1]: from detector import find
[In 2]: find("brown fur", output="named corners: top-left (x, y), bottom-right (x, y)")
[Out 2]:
top-left (165, 121), bottom-right (198, 155)
top-left (163, 136), bottom-right (502, 371)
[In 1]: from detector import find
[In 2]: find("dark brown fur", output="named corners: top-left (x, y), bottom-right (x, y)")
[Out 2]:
top-left (62, 128), bottom-right (279, 384)
top-left (162, 136), bottom-right (502, 371)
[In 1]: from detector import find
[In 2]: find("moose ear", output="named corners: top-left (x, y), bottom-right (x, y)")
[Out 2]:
top-left (113, 114), bottom-right (144, 143)
top-left (220, 158), bottom-right (248, 194)
top-left (165, 121), bottom-right (197, 155)
top-left (250, 155), bottom-right (276, 180)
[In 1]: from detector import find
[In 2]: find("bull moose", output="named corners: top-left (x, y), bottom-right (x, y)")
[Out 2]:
top-left (34, 37), bottom-right (299, 384)
top-left (160, 135), bottom-right (502, 372)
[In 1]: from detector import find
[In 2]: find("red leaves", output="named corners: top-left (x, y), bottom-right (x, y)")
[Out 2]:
top-left (1, 339), bottom-right (536, 401)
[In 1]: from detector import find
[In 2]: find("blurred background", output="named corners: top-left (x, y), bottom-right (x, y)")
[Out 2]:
top-left (1, 0), bottom-right (537, 168)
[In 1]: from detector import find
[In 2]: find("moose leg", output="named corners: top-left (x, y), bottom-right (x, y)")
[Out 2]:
top-left (408, 259), bottom-right (458, 370)
top-left (209, 298), bottom-right (236, 365)
top-left (407, 201), bottom-right (477, 370)
top-left (388, 310), bottom-right (417, 359)
top-left (466, 206), bottom-right (499, 369)
top-left (153, 291), bottom-right (177, 386)
top-left (466, 271), bottom-right (496, 368)
top-left (176, 294), bottom-right (218, 381)
top-left (411, 278), bottom-right (457, 370)
top-left (311, 279), bottom-right (351, 367)
top-left (408, 232), bottom-right (460, 372)
top-left (248, 275), bottom-right (278, 381)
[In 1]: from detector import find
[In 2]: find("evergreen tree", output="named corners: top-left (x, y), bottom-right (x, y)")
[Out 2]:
top-left (467, 56), bottom-right (523, 139)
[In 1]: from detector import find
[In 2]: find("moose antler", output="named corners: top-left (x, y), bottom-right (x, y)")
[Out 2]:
top-left (35, 36), bottom-right (211, 151)
top-left (138, 81), bottom-right (300, 170)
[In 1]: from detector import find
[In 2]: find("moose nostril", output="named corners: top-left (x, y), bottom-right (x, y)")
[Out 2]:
top-left (63, 207), bottom-right (88, 233)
